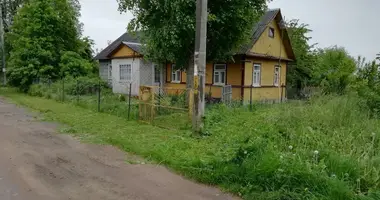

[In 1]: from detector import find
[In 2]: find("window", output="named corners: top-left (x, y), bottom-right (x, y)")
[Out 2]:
top-left (171, 64), bottom-right (181, 83)
top-left (268, 27), bottom-right (275, 38)
top-left (108, 65), bottom-right (112, 80)
top-left (213, 64), bottom-right (226, 85)
top-left (252, 64), bottom-right (261, 87)
top-left (154, 65), bottom-right (161, 83)
top-left (274, 66), bottom-right (280, 86)
top-left (120, 64), bottom-right (131, 81)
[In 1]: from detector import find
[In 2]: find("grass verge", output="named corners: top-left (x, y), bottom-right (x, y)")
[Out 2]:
top-left (2, 87), bottom-right (380, 199)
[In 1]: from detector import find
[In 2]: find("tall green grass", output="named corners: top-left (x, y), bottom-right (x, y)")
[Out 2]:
top-left (200, 95), bottom-right (380, 199)
top-left (2, 87), bottom-right (380, 199)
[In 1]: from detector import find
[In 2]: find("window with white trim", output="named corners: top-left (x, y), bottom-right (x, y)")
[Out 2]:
top-left (120, 64), bottom-right (131, 81)
top-left (171, 64), bottom-right (181, 83)
top-left (268, 27), bottom-right (275, 38)
top-left (252, 64), bottom-right (261, 86)
top-left (213, 64), bottom-right (226, 85)
top-left (274, 66), bottom-right (280, 86)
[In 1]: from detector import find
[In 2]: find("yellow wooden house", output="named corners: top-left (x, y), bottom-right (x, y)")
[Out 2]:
top-left (165, 9), bottom-right (295, 102)
top-left (95, 9), bottom-right (295, 103)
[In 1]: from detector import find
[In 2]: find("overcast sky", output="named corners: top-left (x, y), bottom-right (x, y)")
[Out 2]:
top-left (79, 0), bottom-right (380, 60)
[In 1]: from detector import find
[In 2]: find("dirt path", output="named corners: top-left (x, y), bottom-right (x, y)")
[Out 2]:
top-left (0, 98), bottom-right (236, 200)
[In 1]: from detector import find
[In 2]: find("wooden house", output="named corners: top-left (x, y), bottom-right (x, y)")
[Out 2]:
top-left (95, 8), bottom-right (295, 102)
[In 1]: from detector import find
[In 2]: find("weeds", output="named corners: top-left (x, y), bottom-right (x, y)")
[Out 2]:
top-left (2, 87), bottom-right (380, 199)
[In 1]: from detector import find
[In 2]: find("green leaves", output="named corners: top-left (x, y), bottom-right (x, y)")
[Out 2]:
top-left (6, 0), bottom-right (94, 90)
top-left (118, 0), bottom-right (268, 68)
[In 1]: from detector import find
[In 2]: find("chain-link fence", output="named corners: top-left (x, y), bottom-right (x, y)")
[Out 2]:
top-left (29, 77), bottom-right (139, 120)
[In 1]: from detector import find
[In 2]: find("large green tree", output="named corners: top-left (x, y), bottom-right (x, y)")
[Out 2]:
top-left (6, 0), bottom-right (86, 90)
top-left (117, 0), bottom-right (269, 88)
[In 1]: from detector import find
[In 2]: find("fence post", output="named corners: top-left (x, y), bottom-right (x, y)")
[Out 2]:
top-left (281, 84), bottom-right (284, 102)
top-left (62, 77), bottom-right (65, 102)
top-left (128, 83), bottom-right (132, 120)
top-left (76, 78), bottom-right (79, 103)
top-left (189, 88), bottom-right (194, 120)
top-left (249, 85), bottom-right (253, 111)
top-left (158, 82), bottom-right (161, 114)
top-left (150, 87), bottom-right (155, 122)
top-left (97, 80), bottom-right (101, 112)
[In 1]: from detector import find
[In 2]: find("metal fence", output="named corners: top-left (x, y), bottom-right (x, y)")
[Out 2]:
top-left (29, 77), bottom-right (139, 120)
top-left (138, 86), bottom-right (192, 129)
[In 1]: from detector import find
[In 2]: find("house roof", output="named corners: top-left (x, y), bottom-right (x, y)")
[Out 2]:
top-left (95, 9), bottom-right (295, 61)
top-left (94, 32), bottom-right (141, 60)
top-left (240, 8), bottom-right (295, 60)
top-left (122, 42), bottom-right (142, 53)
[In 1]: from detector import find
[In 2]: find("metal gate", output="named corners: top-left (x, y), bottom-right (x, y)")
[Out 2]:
top-left (222, 85), bottom-right (232, 105)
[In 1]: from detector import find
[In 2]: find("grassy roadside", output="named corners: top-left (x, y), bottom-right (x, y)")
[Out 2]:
top-left (3, 87), bottom-right (380, 199)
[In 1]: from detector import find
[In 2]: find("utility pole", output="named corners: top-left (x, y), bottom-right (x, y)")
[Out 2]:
top-left (0, 4), bottom-right (5, 86)
top-left (192, 0), bottom-right (208, 133)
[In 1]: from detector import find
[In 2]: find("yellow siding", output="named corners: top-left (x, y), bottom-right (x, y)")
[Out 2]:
top-left (243, 59), bottom-right (287, 102)
top-left (243, 87), bottom-right (286, 102)
top-left (111, 45), bottom-right (139, 58)
top-left (227, 63), bottom-right (242, 85)
top-left (205, 63), bottom-right (213, 84)
top-left (165, 83), bottom-right (186, 89)
top-left (244, 59), bottom-right (286, 87)
top-left (165, 62), bottom-right (242, 100)
top-left (250, 20), bottom-right (289, 59)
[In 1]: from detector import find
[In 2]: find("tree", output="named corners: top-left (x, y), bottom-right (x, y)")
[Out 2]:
top-left (286, 19), bottom-right (317, 96)
top-left (0, 0), bottom-right (27, 33)
top-left (59, 51), bottom-right (93, 78)
top-left (314, 46), bottom-right (356, 94)
top-left (117, 0), bottom-right (270, 89)
top-left (7, 0), bottom-right (82, 90)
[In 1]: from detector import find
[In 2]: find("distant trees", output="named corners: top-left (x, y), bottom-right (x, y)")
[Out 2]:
top-left (287, 19), bottom-right (357, 96)
top-left (6, 0), bottom-right (95, 90)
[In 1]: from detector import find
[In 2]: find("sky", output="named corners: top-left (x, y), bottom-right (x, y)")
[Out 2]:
top-left (79, 0), bottom-right (380, 60)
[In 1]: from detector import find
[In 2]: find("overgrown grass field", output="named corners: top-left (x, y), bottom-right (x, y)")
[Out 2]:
top-left (1, 87), bottom-right (380, 199)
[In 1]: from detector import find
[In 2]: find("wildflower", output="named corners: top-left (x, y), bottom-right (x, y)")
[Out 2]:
top-left (244, 150), bottom-right (247, 155)
top-left (314, 150), bottom-right (319, 155)
top-left (331, 174), bottom-right (336, 178)
top-left (372, 132), bottom-right (376, 137)
top-left (288, 145), bottom-right (293, 150)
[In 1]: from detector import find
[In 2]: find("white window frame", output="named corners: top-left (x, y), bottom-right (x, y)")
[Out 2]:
top-left (119, 64), bottom-right (132, 81)
top-left (252, 64), bottom-right (261, 87)
top-left (213, 64), bottom-right (227, 85)
top-left (274, 65), bottom-right (280, 87)
top-left (268, 27), bottom-right (275, 38)
top-left (171, 64), bottom-right (181, 83)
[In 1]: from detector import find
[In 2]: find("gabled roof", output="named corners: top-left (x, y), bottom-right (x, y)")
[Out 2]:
top-left (240, 8), bottom-right (295, 60)
top-left (122, 42), bottom-right (142, 53)
top-left (95, 9), bottom-right (295, 61)
top-left (94, 32), bottom-right (141, 60)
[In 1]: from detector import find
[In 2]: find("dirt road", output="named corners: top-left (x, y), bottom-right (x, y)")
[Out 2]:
top-left (0, 98), bottom-right (236, 200)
